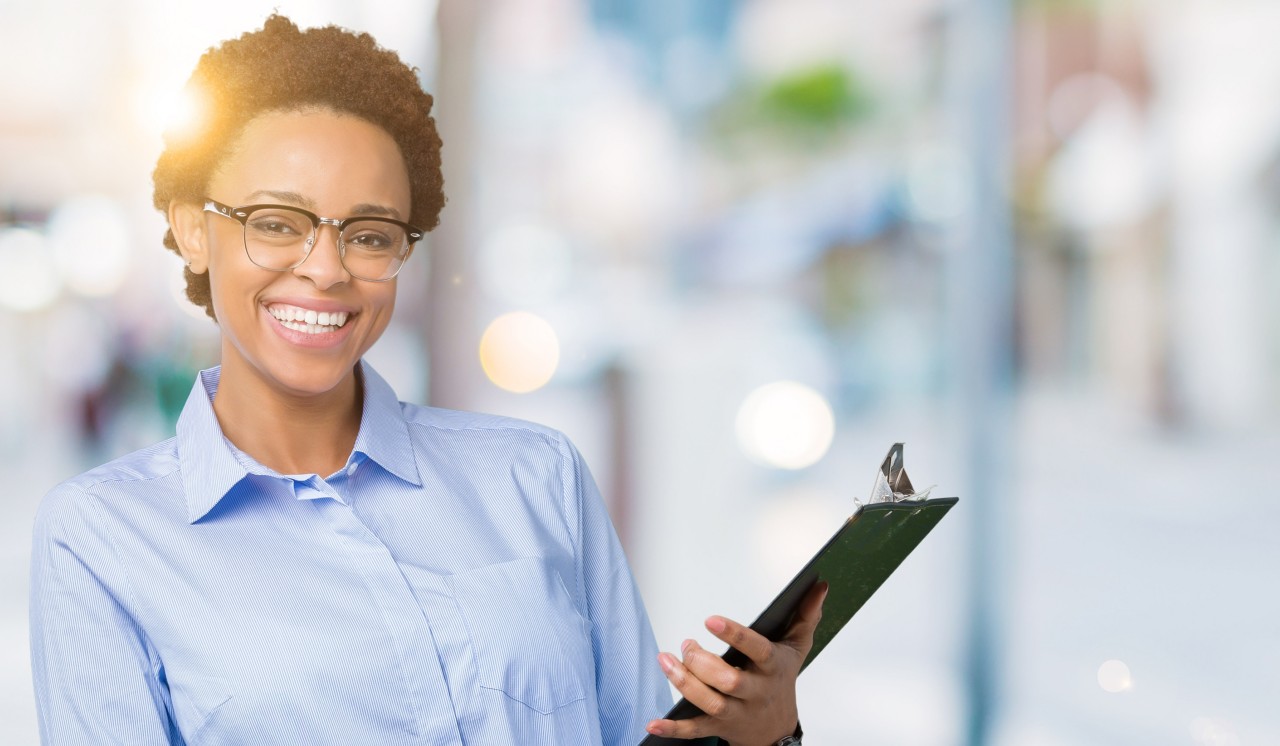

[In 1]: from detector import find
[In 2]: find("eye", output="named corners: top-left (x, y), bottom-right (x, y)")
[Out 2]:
top-left (344, 222), bottom-right (405, 253)
top-left (245, 210), bottom-right (310, 239)
top-left (348, 231), bottom-right (392, 249)
top-left (250, 220), bottom-right (297, 235)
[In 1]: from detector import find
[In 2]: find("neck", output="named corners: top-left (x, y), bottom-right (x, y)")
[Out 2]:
top-left (212, 358), bottom-right (363, 478)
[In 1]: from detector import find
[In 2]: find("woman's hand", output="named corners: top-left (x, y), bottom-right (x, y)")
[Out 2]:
top-left (645, 581), bottom-right (827, 745)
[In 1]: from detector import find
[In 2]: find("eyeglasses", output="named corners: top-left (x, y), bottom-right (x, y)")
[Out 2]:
top-left (203, 199), bottom-right (425, 282)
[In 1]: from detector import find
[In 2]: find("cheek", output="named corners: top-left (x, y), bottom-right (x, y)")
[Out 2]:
top-left (205, 267), bottom-right (230, 319)
top-left (368, 289), bottom-right (398, 331)
top-left (206, 249), bottom-right (261, 321)
top-left (357, 287), bottom-right (398, 345)
top-left (369, 277), bottom-right (399, 312)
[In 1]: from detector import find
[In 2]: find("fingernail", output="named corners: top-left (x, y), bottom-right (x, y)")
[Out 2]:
top-left (681, 639), bottom-right (694, 656)
top-left (648, 723), bottom-right (666, 736)
top-left (659, 653), bottom-right (674, 674)
top-left (706, 616), bottom-right (726, 634)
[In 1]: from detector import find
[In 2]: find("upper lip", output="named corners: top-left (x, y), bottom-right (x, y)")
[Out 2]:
top-left (262, 297), bottom-right (359, 314)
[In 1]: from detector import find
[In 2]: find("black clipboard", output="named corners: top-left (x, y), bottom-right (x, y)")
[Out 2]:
top-left (639, 444), bottom-right (958, 746)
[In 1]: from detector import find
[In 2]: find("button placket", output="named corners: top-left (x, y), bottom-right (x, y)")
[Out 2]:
top-left (309, 491), bottom-right (465, 744)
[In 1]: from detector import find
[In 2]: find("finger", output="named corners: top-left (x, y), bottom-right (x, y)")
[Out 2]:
top-left (703, 615), bottom-right (779, 673)
top-left (657, 652), bottom-right (736, 720)
top-left (645, 714), bottom-right (717, 741)
top-left (781, 580), bottom-right (829, 657)
top-left (680, 638), bottom-right (757, 699)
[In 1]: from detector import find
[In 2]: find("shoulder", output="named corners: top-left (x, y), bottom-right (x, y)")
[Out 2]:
top-left (398, 401), bottom-right (576, 457)
top-left (395, 403), bottom-right (594, 517)
top-left (50, 439), bottom-right (182, 500)
top-left (35, 438), bottom-right (182, 537)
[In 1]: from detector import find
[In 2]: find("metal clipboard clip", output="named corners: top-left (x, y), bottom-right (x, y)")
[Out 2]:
top-left (862, 443), bottom-right (934, 506)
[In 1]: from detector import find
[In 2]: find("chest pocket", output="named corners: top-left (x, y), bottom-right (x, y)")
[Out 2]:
top-left (451, 556), bottom-right (593, 714)
top-left (166, 671), bottom-right (233, 740)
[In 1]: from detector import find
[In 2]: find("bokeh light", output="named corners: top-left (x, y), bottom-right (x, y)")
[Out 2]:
top-left (47, 195), bottom-right (133, 297)
top-left (478, 311), bottom-right (561, 393)
top-left (1097, 659), bottom-right (1133, 693)
top-left (135, 81), bottom-right (205, 140)
top-left (556, 95), bottom-right (679, 243)
top-left (735, 380), bottom-right (835, 469)
top-left (0, 227), bottom-right (61, 312)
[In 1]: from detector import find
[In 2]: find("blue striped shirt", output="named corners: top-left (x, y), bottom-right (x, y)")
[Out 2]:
top-left (30, 362), bottom-right (672, 744)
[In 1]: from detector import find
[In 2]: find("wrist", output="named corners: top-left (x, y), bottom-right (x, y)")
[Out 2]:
top-left (773, 721), bottom-right (803, 746)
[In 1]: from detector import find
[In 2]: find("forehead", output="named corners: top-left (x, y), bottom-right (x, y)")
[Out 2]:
top-left (209, 109), bottom-right (411, 212)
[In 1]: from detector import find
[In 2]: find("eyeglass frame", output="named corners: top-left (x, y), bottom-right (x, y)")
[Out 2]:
top-left (203, 198), bottom-right (425, 282)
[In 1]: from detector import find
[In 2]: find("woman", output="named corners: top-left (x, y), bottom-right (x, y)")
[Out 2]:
top-left (30, 15), bottom-right (822, 745)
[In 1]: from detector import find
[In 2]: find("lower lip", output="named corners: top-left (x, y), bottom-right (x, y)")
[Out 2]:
top-left (264, 308), bottom-right (356, 349)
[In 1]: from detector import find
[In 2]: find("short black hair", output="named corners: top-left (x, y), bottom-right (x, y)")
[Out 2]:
top-left (152, 14), bottom-right (444, 318)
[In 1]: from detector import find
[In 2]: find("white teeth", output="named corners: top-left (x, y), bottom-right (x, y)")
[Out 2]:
top-left (267, 304), bottom-right (353, 333)
top-left (278, 320), bottom-right (333, 334)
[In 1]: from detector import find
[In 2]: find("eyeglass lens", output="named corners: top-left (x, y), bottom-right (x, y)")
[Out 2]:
top-left (242, 206), bottom-right (409, 281)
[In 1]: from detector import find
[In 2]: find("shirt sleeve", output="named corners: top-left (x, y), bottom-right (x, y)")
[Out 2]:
top-left (558, 436), bottom-right (673, 746)
top-left (29, 482), bottom-right (180, 745)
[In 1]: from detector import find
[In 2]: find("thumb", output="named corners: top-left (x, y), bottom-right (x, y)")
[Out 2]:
top-left (782, 580), bottom-right (828, 658)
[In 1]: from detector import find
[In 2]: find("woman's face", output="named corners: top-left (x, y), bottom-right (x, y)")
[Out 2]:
top-left (181, 109), bottom-right (412, 399)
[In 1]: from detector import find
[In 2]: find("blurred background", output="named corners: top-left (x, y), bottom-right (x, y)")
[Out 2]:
top-left (3, 0), bottom-right (1278, 743)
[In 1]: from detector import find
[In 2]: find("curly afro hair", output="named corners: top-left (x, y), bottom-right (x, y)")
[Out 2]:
top-left (152, 14), bottom-right (444, 319)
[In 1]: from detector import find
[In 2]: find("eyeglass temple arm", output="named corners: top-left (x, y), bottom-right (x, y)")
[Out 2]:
top-left (203, 200), bottom-right (233, 217)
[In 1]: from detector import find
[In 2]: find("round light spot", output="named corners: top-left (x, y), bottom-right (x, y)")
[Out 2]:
top-left (137, 82), bottom-right (205, 139)
top-left (735, 381), bottom-right (835, 470)
top-left (479, 311), bottom-right (561, 393)
top-left (1097, 659), bottom-right (1133, 693)
top-left (0, 227), bottom-right (61, 312)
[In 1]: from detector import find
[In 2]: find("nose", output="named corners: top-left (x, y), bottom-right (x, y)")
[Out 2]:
top-left (292, 225), bottom-right (350, 289)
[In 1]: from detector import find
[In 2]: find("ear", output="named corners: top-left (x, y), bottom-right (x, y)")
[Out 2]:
top-left (169, 200), bottom-right (211, 274)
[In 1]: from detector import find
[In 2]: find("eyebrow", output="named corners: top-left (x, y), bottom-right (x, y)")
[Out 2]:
top-left (349, 203), bottom-right (403, 220)
top-left (243, 190), bottom-right (404, 220)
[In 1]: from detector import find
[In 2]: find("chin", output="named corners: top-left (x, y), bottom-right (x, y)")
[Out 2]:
top-left (262, 356), bottom-right (360, 398)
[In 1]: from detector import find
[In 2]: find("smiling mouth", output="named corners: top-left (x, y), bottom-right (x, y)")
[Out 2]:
top-left (267, 303), bottom-right (353, 334)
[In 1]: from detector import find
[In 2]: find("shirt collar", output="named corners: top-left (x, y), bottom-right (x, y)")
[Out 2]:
top-left (176, 366), bottom-right (251, 524)
top-left (176, 360), bottom-right (421, 524)
top-left (351, 360), bottom-right (422, 489)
